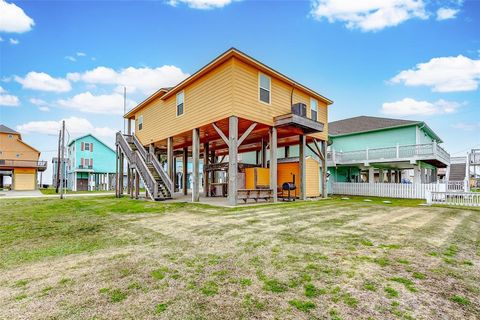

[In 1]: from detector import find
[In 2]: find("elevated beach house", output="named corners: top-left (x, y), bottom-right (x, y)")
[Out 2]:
top-left (67, 134), bottom-right (116, 191)
top-left (327, 116), bottom-right (450, 195)
top-left (0, 124), bottom-right (47, 190)
top-left (118, 48), bottom-right (333, 205)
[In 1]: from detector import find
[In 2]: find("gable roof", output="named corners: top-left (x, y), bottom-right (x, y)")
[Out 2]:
top-left (329, 116), bottom-right (443, 142)
top-left (68, 134), bottom-right (115, 152)
top-left (125, 47), bottom-right (333, 118)
top-left (0, 124), bottom-right (20, 135)
top-left (329, 116), bottom-right (420, 136)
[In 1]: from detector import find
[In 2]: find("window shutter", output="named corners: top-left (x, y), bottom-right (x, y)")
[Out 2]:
top-left (90, 158), bottom-right (93, 167)
top-left (90, 143), bottom-right (93, 152)
top-left (81, 142), bottom-right (84, 151)
top-left (81, 158), bottom-right (84, 166)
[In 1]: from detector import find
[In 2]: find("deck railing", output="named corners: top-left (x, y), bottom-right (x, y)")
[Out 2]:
top-left (428, 191), bottom-right (480, 207)
top-left (0, 159), bottom-right (47, 171)
top-left (327, 142), bottom-right (450, 166)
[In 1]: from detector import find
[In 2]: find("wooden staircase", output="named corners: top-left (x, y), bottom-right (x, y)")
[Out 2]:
top-left (116, 132), bottom-right (173, 201)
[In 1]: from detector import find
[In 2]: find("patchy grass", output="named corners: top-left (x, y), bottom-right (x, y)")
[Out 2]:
top-left (0, 196), bottom-right (478, 319)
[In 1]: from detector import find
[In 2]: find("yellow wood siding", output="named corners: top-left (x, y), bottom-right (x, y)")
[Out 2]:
top-left (277, 157), bottom-right (319, 197)
top-left (131, 56), bottom-right (329, 145)
top-left (0, 133), bottom-right (39, 161)
top-left (305, 157), bottom-right (320, 197)
top-left (231, 58), bottom-right (328, 140)
top-left (135, 60), bottom-right (234, 145)
top-left (13, 168), bottom-right (36, 190)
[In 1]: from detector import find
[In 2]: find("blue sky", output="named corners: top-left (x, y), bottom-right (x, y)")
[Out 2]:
top-left (0, 0), bottom-right (479, 183)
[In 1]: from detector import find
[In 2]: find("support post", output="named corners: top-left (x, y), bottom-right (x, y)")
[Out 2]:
top-left (204, 142), bottom-right (209, 197)
top-left (378, 169), bottom-right (384, 183)
top-left (183, 147), bottom-right (188, 195)
top-left (228, 116), bottom-right (238, 206)
top-left (299, 134), bottom-right (306, 200)
top-left (321, 140), bottom-right (327, 198)
top-left (135, 170), bottom-right (139, 199)
top-left (127, 119), bottom-right (132, 135)
top-left (192, 128), bottom-right (200, 202)
top-left (119, 153), bottom-right (124, 195)
top-left (369, 167), bottom-right (374, 184)
top-left (261, 139), bottom-right (267, 168)
top-left (285, 145), bottom-right (290, 158)
top-left (127, 164), bottom-right (131, 194)
top-left (115, 145), bottom-right (119, 197)
top-left (167, 137), bottom-right (174, 182)
top-left (269, 127), bottom-right (278, 202)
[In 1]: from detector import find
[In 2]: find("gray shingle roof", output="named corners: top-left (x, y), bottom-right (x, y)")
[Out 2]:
top-left (0, 124), bottom-right (19, 134)
top-left (329, 116), bottom-right (420, 136)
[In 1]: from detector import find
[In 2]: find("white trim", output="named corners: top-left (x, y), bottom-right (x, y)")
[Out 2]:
top-left (258, 72), bottom-right (271, 105)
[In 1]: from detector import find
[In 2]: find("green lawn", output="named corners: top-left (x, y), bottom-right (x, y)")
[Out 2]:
top-left (0, 196), bottom-right (478, 319)
top-left (39, 188), bottom-right (114, 195)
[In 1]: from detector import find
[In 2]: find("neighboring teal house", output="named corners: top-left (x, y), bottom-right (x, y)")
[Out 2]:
top-left (327, 116), bottom-right (450, 190)
top-left (67, 134), bottom-right (116, 191)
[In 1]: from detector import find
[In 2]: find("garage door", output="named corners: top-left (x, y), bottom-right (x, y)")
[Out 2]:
top-left (14, 173), bottom-right (35, 190)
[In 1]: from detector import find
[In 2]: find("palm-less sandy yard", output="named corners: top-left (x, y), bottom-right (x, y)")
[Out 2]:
top-left (0, 196), bottom-right (478, 319)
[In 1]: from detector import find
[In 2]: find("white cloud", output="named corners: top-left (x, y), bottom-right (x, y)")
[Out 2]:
top-left (390, 55), bottom-right (480, 92)
top-left (436, 7), bottom-right (459, 20)
top-left (310, 0), bottom-right (428, 32)
top-left (65, 56), bottom-right (76, 62)
top-left (0, 86), bottom-right (6, 93)
top-left (381, 98), bottom-right (461, 116)
top-left (451, 122), bottom-right (480, 131)
top-left (16, 116), bottom-right (117, 139)
top-left (9, 38), bottom-right (19, 45)
top-left (15, 72), bottom-right (71, 92)
top-left (76, 52), bottom-right (86, 57)
top-left (57, 92), bottom-right (136, 115)
top-left (29, 98), bottom-right (48, 106)
top-left (38, 106), bottom-right (51, 112)
top-left (0, 94), bottom-right (20, 106)
top-left (0, 0), bottom-right (35, 33)
top-left (168, 0), bottom-right (235, 9)
top-left (67, 65), bottom-right (189, 95)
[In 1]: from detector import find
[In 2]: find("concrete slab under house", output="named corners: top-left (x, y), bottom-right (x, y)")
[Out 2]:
top-left (117, 48), bottom-right (333, 206)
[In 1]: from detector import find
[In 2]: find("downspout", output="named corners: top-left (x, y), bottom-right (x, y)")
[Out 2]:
top-left (290, 85), bottom-right (295, 107)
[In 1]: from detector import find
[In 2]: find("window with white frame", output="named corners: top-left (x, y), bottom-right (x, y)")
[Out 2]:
top-left (138, 115), bottom-right (143, 130)
top-left (259, 73), bottom-right (271, 104)
top-left (310, 98), bottom-right (318, 121)
top-left (85, 142), bottom-right (90, 151)
top-left (176, 91), bottom-right (184, 116)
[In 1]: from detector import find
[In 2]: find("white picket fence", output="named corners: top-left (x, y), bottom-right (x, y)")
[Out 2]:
top-left (428, 192), bottom-right (480, 207)
top-left (331, 182), bottom-right (446, 199)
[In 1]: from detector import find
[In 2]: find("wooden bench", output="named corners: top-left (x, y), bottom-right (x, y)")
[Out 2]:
top-left (237, 189), bottom-right (274, 203)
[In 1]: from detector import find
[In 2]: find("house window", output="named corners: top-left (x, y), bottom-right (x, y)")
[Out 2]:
top-left (138, 115), bottom-right (143, 131)
top-left (16, 154), bottom-right (20, 158)
top-left (176, 91), bottom-right (184, 116)
top-left (8, 134), bottom-right (13, 139)
top-left (259, 73), bottom-right (271, 104)
top-left (85, 143), bottom-right (90, 151)
top-left (310, 98), bottom-right (318, 121)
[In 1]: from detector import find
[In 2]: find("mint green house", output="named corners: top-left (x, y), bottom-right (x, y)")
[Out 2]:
top-left (67, 134), bottom-right (116, 191)
top-left (327, 116), bottom-right (450, 190)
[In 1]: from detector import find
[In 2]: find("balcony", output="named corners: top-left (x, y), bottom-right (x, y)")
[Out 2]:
top-left (327, 142), bottom-right (450, 168)
top-left (78, 165), bottom-right (93, 170)
top-left (0, 159), bottom-right (48, 171)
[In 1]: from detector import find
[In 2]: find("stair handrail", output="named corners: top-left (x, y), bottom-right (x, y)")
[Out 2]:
top-left (133, 150), bottom-right (159, 200)
top-left (149, 149), bottom-right (174, 195)
top-left (116, 132), bottom-right (135, 164)
top-left (132, 134), bottom-right (147, 160)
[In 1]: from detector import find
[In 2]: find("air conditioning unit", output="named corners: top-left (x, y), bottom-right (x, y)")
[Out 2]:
top-left (291, 103), bottom-right (307, 117)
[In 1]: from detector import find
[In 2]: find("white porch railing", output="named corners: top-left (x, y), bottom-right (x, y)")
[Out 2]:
top-left (428, 191), bottom-right (480, 207)
top-left (327, 142), bottom-right (450, 166)
top-left (331, 182), bottom-right (446, 199)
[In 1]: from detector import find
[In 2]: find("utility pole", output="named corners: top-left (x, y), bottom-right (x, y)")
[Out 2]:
top-left (55, 129), bottom-right (61, 193)
top-left (59, 120), bottom-right (66, 199)
top-left (123, 86), bottom-right (126, 134)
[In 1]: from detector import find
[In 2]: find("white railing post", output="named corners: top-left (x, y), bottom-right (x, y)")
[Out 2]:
top-left (396, 143), bottom-right (400, 159)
